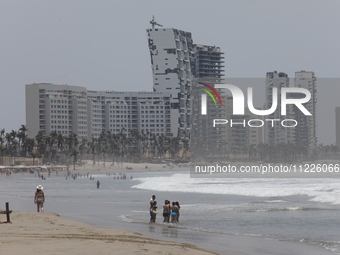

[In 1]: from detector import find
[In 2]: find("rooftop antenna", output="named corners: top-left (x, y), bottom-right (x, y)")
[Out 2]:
top-left (150, 15), bottom-right (163, 29)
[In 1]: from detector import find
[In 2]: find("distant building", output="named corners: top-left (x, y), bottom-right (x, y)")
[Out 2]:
top-left (264, 70), bottom-right (317, 150)
top-left (26, 83), bottom-right (172, 140)
top-left (245, 108), bottom-right (263, 147)
top-left (147, 27), bottom-right (231, 158)
top-left (224, 97), bottom-right (263, 157)
top-left (191, 44), bottom-right (226, 157)
top-left (264, 71), bottom-right (295, 145)
top-left (335, 107), bottom-right (340, 148)
top-left (29, 24), bottom-right (320, 160)
top-left (25, 83), bottom-right (88, 140)
top-left (146, 28), bottom-right (194, 139)
top-left (293, 70), bottom-right (317, 149)
top-left (192, 44), bottom-right (225, 84)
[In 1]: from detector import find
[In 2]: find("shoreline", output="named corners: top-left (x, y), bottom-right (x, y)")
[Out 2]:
top-left (0, 211), bottom-right (222, 255)
top-left (0, 160), bottom-right (186, 179)
top-left (0, 170), bottom-right (336, 255)
top-left (3, 158), bottom-right (340, 179)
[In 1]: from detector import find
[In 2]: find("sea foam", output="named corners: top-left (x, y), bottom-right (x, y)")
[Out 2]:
top-left (131, 173), bottom-right (340, 205)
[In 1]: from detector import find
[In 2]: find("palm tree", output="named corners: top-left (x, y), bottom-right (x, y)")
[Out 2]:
top-left (6, 131), bottom-right (18, 165)
top-left (116, 129), bottom-right (130, 165)
top-left (98, 131), bottom-right (110, 167)
top-left (128, 129), bottom-right (141, 161)
top-left (35, 131), bottom-right (47, 162)
top-left (0, 129), bottom-right (5, 140)
top-left (78, 138), bottom-right (88, 162)
top-left (168, 136), bottom-right (180, 159)
top-left (107, 132), bottom-right (116, 166)
top-left (139, 130), bottom-right (149, 159)
top-left (17, 125), bottom-right (28, 157)
top-left (0, 133), bottom-right (5, 165)
top-left (70, 149), bottom-right (79, 170)
top-left (149, 133), bottom-right (157, 158)
top-left (156, 134), bottom-right (167, 158)
top-left (88, 137), bottom-right (96, 166)
top-left (64, 133), bottom-right (78, 167)
top-left (0, 144), bottom-right (5, 165)
top-left (31, 152), bottom-right (39, 166)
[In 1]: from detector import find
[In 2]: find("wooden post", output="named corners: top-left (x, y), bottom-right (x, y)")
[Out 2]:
top-left (6, 202), bottom-right (10, 223)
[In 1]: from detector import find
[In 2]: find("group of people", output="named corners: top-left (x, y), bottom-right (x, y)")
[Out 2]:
top-left (106, 172), bottom-right (133, 179)
top-left (149, 195), bottom-right (181, 223)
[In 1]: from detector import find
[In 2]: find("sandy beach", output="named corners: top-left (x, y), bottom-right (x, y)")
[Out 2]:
top-left (1, 162), bottom-right (215, 255)
top-left (1, 160), bottom-right (339, 255)
top-left (0, 164), bottom-right (226, 255)
top-left (0, 211), bottom-right (221, 255)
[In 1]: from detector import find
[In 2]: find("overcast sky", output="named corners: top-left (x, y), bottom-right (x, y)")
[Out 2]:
top-left (0, 0), bottom-right (339, 144)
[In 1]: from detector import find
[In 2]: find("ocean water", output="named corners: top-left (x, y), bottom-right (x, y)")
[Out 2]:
top-left (0, 170), bottom-right (339, 255)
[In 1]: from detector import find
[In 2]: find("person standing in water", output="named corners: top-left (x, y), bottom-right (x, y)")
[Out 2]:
top-left (171, 201), bottom-right (179, 223)
top-left (150, 195), bottom-right (156, 208)
top-left (176, 201), bottom-right (181, 222)
top-left (163, 200), bottom-right (171, 223)
top-left (97, 180), bottom-right (100, 189)
top-left (149, 195), bottom-right (156, 222)
top-left (34, 185), bottom-right (45, 212)
top-left (150, 201), bottom-right (158, 223)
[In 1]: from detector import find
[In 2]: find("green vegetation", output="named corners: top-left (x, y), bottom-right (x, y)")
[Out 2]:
top-left (0, 126), bottom-right (190, 166)
top-left (0, 125), bottom-right (338, 165)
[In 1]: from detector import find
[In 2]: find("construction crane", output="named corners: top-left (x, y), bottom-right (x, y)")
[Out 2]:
top-left (150, 15), bottom-right (163, 29)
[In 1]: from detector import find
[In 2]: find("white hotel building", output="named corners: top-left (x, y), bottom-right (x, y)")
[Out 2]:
top-left (26, 83), bottom-right (172, 140)
top-left (264, 70), bottom-right (317, 149)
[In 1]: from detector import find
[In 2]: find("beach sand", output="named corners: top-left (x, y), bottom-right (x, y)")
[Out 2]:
top-left (0, 163), bottom-right (224, 255)
top-left (0, 211), bottom-right (221, 255)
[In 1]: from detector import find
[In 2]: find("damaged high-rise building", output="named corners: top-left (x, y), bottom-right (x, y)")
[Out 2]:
top-left (147, 27), bottom-right (228, 157)
top-left (147, 28), bottom-right (194, 139)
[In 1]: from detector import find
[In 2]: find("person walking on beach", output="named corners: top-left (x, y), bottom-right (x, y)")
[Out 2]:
top-left (97, 180), bottom-right (100, 189)
top-left (34, 185), bottom-right (45, 212)
top-left (163, 200), bottom-right (171, 223)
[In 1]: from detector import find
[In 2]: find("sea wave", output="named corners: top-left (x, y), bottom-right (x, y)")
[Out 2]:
top-left (131, 173), bottom-right (340, 205)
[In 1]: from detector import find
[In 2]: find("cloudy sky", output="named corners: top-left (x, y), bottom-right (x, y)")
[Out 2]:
top-left (0, 0), bottom-right (339, 144)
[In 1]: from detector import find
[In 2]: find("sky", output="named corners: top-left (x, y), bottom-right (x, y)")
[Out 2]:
top-left (0, 0), bottom-right (339, 144)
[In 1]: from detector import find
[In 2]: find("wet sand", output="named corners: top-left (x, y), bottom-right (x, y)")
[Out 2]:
top-left (0, 211), bottom-right (222, 255)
